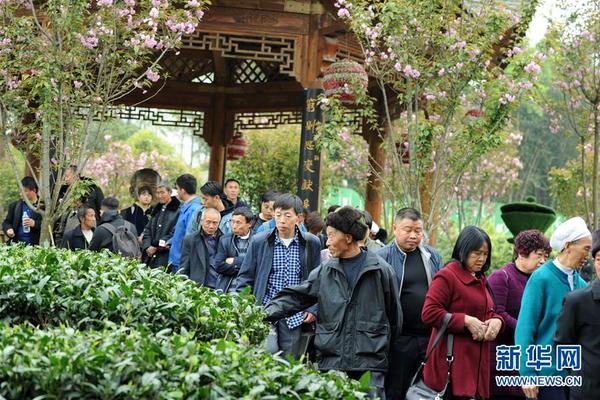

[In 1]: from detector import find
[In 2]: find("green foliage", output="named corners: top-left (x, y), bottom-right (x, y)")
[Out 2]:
top-left (548, 152), bottom-right (587, 219)
top-left (0, 245), bottom-right (268, 344)
top-left (436, 217), bottom-right (514, 273)
top-left (227, 127), bottom-right (300, 209)
top-left (0, 325), bottom-right (365, 399)
top-left (0, 144), bottom-right (24, 215)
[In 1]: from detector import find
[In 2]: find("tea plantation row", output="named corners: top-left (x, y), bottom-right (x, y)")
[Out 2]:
top-left (0, 246), bottom-right (366, 399)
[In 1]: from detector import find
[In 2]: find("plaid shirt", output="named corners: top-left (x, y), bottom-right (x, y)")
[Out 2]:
top-left (263, 230), bottom-right (304, 329)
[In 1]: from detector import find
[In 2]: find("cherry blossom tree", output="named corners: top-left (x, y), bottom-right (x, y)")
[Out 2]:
top-left (540, 0), bottom-right (600, 228)
top-left (0, 0), bottom-right (206, 243)
top-left (318, 0), bottom-right (540, 239)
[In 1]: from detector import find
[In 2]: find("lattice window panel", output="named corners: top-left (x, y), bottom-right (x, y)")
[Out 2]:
top-left (180, 32), bottom-right (296, 77)
top-left (232, 59), bottom-right (268, 84)
top-left (73, 106), bottom-right (204, 136)
top-left (234, 111), bottom-right (303, 132)
top-left (161, 54), bottom-right (214, 82)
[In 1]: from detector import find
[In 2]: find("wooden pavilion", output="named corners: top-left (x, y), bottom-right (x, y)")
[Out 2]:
top-left (117, 0), bottom-right (388, 222)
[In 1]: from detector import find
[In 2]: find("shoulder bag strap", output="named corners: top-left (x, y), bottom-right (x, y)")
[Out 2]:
top-left (422, 312), bottom-right (452, 363)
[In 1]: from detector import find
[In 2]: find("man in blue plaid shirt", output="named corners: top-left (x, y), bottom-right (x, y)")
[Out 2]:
top-left (236, 193), bottom-right (321, 358)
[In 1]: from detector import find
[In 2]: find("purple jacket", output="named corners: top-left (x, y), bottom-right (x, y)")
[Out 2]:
top-left (488, 262), bottom-right (530, 397)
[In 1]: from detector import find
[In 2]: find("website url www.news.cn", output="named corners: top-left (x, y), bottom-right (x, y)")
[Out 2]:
top-left (496, 376), bottom-right (582, 387)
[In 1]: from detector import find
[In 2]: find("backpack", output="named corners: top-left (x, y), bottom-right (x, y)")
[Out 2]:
top-left (102, 222), bottom-right (142, 259)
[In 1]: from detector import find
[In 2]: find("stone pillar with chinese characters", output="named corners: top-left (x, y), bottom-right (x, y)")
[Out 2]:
top-left (297, 89), bottom-right (322, 212)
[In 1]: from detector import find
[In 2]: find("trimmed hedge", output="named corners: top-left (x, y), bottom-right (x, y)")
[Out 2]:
top-left (0, 324), bottom-right (366, 399)
top-left (0, 245), bottom-right (268, 344)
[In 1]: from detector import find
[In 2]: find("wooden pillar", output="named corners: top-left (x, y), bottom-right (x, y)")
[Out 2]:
top-left (205, 94), bottom-right (233, 184)
top-left (297, 88), bottom-right (322, 212)
top-left (365, 127), bottom-right (386, 224)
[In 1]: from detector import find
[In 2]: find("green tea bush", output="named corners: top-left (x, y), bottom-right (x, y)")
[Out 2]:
top-left (0, 324), bottom-right (366, 399)
top-left (0, 246), bottom-right (268, 344)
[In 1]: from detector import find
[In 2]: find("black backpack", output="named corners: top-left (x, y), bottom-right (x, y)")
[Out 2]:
top-left (103, 222), bottom-right (142, 259)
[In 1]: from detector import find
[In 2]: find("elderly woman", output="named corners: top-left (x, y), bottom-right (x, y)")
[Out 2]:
top-left (422, 226), bottom-right (504, 399)
top-left (515, 217), bottom-right (591, 400)
top-left (488, 230), bottom-right (551, 400)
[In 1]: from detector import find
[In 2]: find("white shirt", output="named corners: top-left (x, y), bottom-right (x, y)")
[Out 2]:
top-left (280, 237), bottom-right (293, 247)
top-left (554, 258), bottom-right (575, 290)
top-left (82, 229), bottom-right (93, 244)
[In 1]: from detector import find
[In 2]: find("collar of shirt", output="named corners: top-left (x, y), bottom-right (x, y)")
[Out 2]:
top-left (274, 228), bottom-right (299, 247)
top-left (553, 258), bottom-right (574, 275)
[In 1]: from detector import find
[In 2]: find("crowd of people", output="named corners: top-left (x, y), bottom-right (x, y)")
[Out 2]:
top-left (2, 170), bottom-right (599, 400)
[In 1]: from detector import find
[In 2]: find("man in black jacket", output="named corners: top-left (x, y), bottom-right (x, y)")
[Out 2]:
top-left (2, 176), bottom-right (43, 245)
top-left (60, 166), bottom-right (104, 224)
top-left (178, 207), bottom-right (222, 287)
top-left (60, 205), bottom-right (96, 250)
top-left (214, 207), bottom-right (254, 292)
top-left (89, 197), bottom-right (137, 252)
top-left (142, 182), bottom-right (180, 268)
top-left (265, 206), bottom-right (401, 398)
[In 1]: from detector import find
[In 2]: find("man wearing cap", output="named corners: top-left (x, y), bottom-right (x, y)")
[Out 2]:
top-left (515, 217), bottom-right (591, 400)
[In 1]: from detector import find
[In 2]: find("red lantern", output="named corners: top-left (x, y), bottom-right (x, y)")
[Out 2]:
top-left (227, 134), bottom-right (248, 161)
top-left (465, 109), bottom-right (483, 118)
top-left (322, 60), bottom-right (368, 104)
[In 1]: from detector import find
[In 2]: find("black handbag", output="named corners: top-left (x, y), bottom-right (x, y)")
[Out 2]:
top-left (405, 313), bottom-right (454, 400)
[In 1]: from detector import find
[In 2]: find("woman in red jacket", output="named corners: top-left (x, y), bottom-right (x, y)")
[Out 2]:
top-left (422, 226), bottom-right (504, 399)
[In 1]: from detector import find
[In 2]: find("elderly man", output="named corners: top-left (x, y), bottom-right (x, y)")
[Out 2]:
top-left (60, 205), bottom-right (96, 250)
top-left (554, 229), bottom-right (600, 400)
top-left (178, 207), bottom-right (223, 288)
top-left (516, 217), bottom-right (591, 400)
top-left (377, 207), bottom-right (442, 400)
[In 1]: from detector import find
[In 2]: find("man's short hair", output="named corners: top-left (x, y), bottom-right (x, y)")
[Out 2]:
top-left (362, 210), bottom-right (374, 230)
top-left (175, 174), bottom-right (197, 195)
top-left (224, 178), bottom-right (240, 187)
top-left (326, 206), bottom-right (368, 242)
top-left (137, 186), bottom-right (152, 196)
top-left (200, 181), bottom-right (224, 197)
top-left (261, 190), bottom-right (280, 204)
top-left (233, 207), bottom-right (254, 223)
top-left (201, 207), bottom-right (221, 220)
top-left (101, 196), bottom-right (119, 211)
top-left (395, 207), bottom-right (422, 222)
top-left (77, 205), bottom-right (94, 221)
top-left (305, 211), bottom-right (325, 233)
top-left (21, 176), bottom-right (38, 192)
top-left (157, 180), bottom-right (172, 192)
top-left (273, 193), bottom-right (303, 215)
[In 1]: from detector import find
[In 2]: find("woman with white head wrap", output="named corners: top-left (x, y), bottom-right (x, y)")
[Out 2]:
top-left (515, 217), bottom-right (591, 400)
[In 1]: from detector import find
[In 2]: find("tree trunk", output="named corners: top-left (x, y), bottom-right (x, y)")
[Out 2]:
top-left (594, 107), bottom-right (600, 230)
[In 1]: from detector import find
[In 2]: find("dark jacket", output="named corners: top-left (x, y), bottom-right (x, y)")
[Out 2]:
top-left (178, 228), bottom-right (223, 286)
top-left (555, 280), bottom-right (600, 400)
top-left (235, 228), bottom-right (321, 315)
top-left (377, 242), bottom-right (442, 290)
top-left (214, 231), bottom-right (254, 292)
top-left (89, 211), bottom-right (137, 252)
top-left (60, 225), bottom-right (94, 250)
top-left (141, 197), bottom-right (180, 268)
top-left (122, 203), bottom-right (152, 237)
top-left (2, 199), bottom-right (43, 245)
top-left (265, 250), bottom-right (401, 372)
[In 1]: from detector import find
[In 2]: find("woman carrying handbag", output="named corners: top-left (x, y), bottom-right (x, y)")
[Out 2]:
top-left (420, 226), bottom-right (504, 400)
